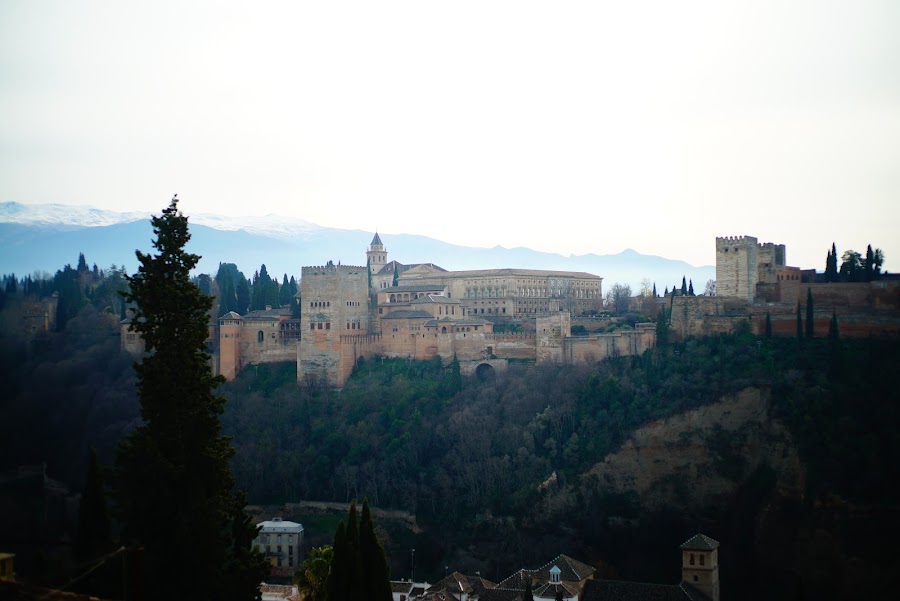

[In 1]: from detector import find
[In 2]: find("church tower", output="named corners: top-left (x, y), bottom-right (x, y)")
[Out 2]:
top-left (367, 233), bottom-right (387, 276)
top-left (680, 534), bottom-right (720, 601)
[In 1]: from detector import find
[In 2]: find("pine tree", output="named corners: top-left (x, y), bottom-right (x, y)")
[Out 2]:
top-left (113, 197), bottom-right (267, 600)
top-left (806, 288), bottom-right (814, 338)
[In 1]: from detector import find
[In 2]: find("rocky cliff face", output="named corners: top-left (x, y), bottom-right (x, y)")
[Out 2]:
top-left (584, 387), bottom-right (805, 510)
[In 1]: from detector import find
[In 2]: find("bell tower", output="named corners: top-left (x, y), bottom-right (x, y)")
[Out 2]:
top-left (680, 534), bottom-right (720, 601)
top-left (367, 232), bottom-right (387, 276)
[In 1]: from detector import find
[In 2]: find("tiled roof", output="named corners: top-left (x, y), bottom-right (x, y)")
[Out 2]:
top-left (257, 518), bottom-right (303, 533)
top-left (423, 268), bottom-right (600, 280)
top-left (381, 310), bottom-right (434, 319)
top-left (371, 232), bottom-right (383, 246)
top-left (534, 582), bottom-right (578, 598)
top-left (581, 579), bottom-right (704, 601)
top-left (409, 295), bottom-right (459, 305)
top-left (531, 554), bottom-right (596, 582)
top-left (220, 311), bottom-right (242, 320)
top-left (496, 568), bottom-right (535, 590)
top-left (679, 534), bottom-right (719, 551)
top-left (391, 581), bottom-right (414, 594)
top-left (382, 285), bottom-right (445, 293)
top-left (480, 589), bottom-right (525, 601)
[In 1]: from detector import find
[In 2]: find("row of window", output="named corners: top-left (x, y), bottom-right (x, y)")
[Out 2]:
top-left (310, 322), bottom-right (331, 330)
top-left (310, 301), bottom-right (331, 308)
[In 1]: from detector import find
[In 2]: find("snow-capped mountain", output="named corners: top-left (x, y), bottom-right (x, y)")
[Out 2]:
top-left (0, 201), bottom-right (714, 292)
top-left (0, 201), bottom-right (319, 240)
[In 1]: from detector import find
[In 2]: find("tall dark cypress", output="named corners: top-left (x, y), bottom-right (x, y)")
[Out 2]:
top-left (765, 312), bottom-right (772, 338)
top-left (360, 498), bottom-right (392, 601)
top-left (796, 302), bottom-right (803, 340)
top-left (114, 197), bottom-right (267, 600)
top-left (75, 448), bottom-right (111, 562)
top-left (327, 521), bottom-right (350, 601)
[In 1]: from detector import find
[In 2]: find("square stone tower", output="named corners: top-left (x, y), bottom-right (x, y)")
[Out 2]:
top-left (716, 236), bottom-right (758, 302)
top-left (681, 533), bottom-right (720, 601)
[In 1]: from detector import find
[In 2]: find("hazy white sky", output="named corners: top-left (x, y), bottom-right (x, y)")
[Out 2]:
top-left (2, 1), bottom-right (899, 269)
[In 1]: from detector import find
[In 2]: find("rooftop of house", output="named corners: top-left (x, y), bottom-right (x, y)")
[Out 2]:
top-left (582, 579), bottom-right (711, 601)
top-left (256, 517), bottom-right (303, 533)
top-left (679, 534), bottom-right (719, 551)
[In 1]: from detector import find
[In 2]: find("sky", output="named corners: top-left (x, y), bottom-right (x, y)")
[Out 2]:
top-left (2, 1), bottom-right (899, 269)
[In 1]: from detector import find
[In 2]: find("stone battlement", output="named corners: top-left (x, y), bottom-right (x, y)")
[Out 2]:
top-left (716, 235), bottom-right (758, 249)
top-left (302, 264), bottom-right (368, 273)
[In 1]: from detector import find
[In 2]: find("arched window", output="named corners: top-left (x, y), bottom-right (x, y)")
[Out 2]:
top-left (257, 330), bottom-right (264, 343)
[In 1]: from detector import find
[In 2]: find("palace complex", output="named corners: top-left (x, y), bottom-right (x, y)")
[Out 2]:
top-left (118, 233), bottom-right (899, 388)
top-left (209, 234), bottom-right (656, 387)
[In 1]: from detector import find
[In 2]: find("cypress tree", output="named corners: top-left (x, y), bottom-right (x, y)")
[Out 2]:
top-left (392, 263), bottom-right (399, 287)
top-left (523, 578), bottom-right (534, 601)
top-left (688, 279), bottom-right (695, 296)
top-left (113, 197), bottom-right (267, 600)
top-left (652, 283), bottom-right (657, 297)
top-left (829, 310), bottom-right (839, 341)
top-left (359, 498), bottom-right (392, 601)
top-left (806, 288), bottom-right (814, 338)
top-left (75, 448), bottom-right (111, 562)
top-left (796, 302), bottom-right (803, 340)
top-left (236, 276), bottom-right (251, 314)
top-left (655, 308), bottom-right (669, 348)
top-left (280, 274), bottom-right (292, 306)
top-left (681, 276), bottom-right (687, 295)
top-left (865, 245), bottom-right (875, 281)
top-left (327, 521), bottom-right (350, 601)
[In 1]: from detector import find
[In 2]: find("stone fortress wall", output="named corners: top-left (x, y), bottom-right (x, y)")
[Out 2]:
top-left (675, 236), bottom-right (900, 340)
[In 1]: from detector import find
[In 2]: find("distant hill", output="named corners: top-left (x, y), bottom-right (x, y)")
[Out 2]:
top-left (0, 201), bottom-right (714, 293)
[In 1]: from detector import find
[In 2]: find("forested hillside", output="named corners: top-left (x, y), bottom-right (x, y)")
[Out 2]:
top-left (2, 263), bottom-right (899, 599)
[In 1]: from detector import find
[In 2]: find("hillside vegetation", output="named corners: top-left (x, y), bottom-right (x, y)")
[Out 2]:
top-left (2, 265), bottom-right (900, 598)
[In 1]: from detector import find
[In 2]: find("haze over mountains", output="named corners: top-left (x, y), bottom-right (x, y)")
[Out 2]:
top-left (0, 201), bottom-right (714, 293)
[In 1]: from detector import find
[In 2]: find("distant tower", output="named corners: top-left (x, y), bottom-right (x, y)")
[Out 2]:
top-left (680, 534), bottom-right (720, 601)
top-left (367, 233), bottom-right (387, 276)
top-left (218, 312), bottom-right (243, 380)
top-left (716, 236), bottom-right (758, 302)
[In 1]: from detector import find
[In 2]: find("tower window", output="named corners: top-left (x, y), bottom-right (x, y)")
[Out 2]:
top-left (690, 553), bottom-right (695, 565)
top-left (693, 575), bottom-right (698, 582)
top-left (699, 555), bottom-right (705, 566)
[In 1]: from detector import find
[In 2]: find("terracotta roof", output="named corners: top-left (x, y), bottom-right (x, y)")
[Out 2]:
top-left (679, 534), bottom-right (719, 551)
top-left (220, 311), bottom-right (242, 320)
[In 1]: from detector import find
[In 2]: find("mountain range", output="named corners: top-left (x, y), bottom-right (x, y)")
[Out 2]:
top-left (0, 201), bottom-right (714, 294)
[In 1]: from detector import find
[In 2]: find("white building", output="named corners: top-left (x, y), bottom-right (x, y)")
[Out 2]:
top-left (254, 517), bottom-right (304, 576)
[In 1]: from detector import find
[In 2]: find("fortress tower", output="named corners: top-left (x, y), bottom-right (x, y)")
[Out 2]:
top-left (366, 233), bottom-right (387, 277)
top-left (680, 534), bottom-right (720, 601)
top-left (716, 236), bottom-right (758, 302)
